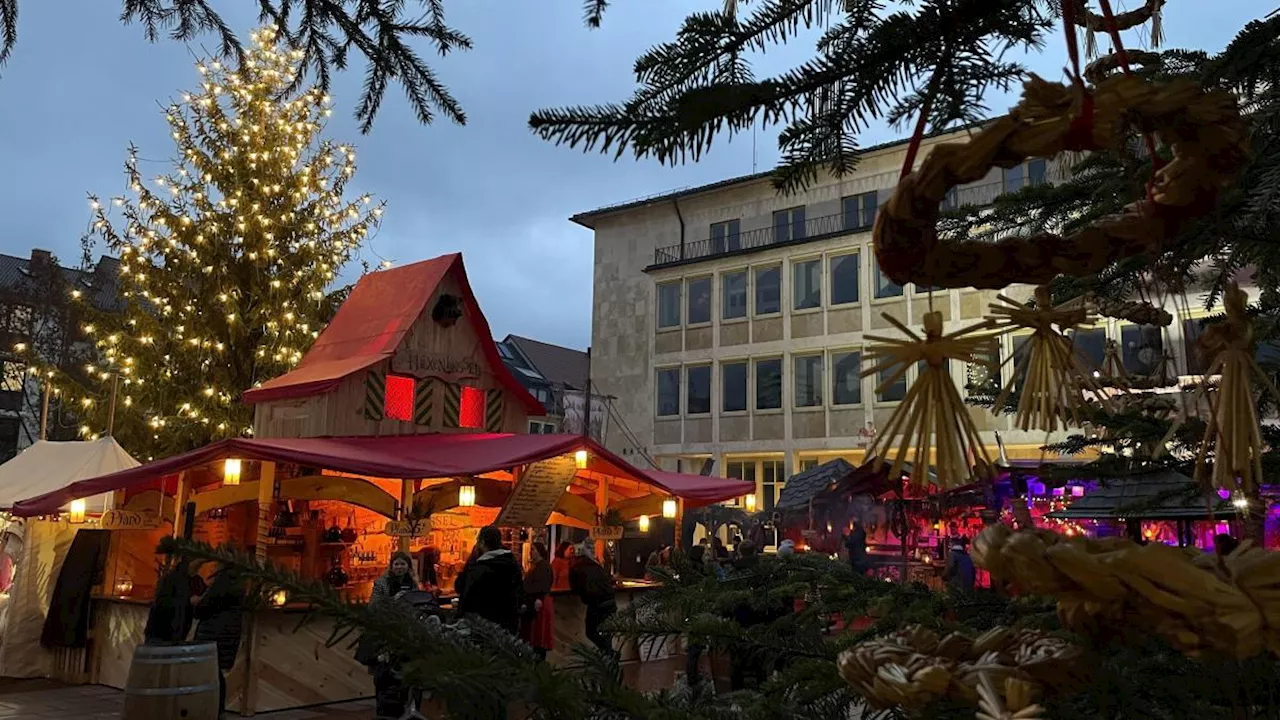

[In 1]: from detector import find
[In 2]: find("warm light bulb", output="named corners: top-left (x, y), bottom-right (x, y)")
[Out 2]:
top-left (224, 458), bottom-right (242, 486)
top-left (458, 485), bottom-right (476, 508)
top-left (69, 499), bottom-right (87, 524)
top-left (744, 494), bottom-right (757, 513)
top-left (574, 449), bottom-right (588, 469)
top-left (662, 498), bottom-right (678, 519)
top-left (638, 515), bottom-right (651, 533)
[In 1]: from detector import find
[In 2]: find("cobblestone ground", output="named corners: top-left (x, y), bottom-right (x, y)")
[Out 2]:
top-left (0, 679), bottom-right (375, 719)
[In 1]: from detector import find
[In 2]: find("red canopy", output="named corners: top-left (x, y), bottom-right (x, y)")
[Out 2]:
top-left (242, 254), bottom-right (543, 415)
top-left (11, 433), bottom-right (749, 516)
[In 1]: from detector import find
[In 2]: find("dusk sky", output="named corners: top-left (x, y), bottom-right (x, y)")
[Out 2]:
top-left (0, 1), bottom-right (1260, 350)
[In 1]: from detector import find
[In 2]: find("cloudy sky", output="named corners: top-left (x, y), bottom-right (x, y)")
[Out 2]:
top-left (0, 1), bottom-right (1262, 350)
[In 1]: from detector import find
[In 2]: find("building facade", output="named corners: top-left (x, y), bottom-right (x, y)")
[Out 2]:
top-left (498, 334), bottom-right (611, 442)
top-left (578, 128), bottom-right (1234, 512)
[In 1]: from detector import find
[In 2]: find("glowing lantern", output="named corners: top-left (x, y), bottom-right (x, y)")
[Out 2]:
top-left (223, 458), bottom-right (242, 486)
top-left (115, 575), bottom-right (134, 596)
top-left (638, 515), bottom-right (651, 533)
top-left (458, 484), bottom-right (477, 508)
top-left (744, 494), bottom-right (757, 513)
top-left (574, 449), bottom-right (588, 469)
top-left (69, 499), bottom-right (87, 524)
top-left (271, 589), bottom-right (288, 607)
top-left (662, 498), bottom-right (678, 519)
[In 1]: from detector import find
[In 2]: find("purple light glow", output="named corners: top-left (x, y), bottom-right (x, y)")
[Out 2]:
top-left (1218, 488), bottom-right (1231, 500)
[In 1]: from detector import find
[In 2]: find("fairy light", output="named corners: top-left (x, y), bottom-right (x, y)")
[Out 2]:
top-left (62, 25), bottom-right (384, 448)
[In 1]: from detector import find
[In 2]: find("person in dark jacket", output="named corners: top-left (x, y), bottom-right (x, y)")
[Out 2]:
top-left (192, 566), bottom-right (245, 719)
top-left (942, 540), bottom-right (976, 593)
top-left (457, 526), bottom-right (523, 634)
top-left (144, 559), bottom-right (207, 643)
top-left (568, 542), bottom-right (617, 656)
top-left (520, 541), bottom-right (555, 660)
top-left (844, 519), bottom-right (868, 577)
top-left (363, 552), bottom-right (419, 718)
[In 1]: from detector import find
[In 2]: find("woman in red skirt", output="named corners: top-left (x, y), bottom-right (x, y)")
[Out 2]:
top-left (521, 541), bottom-right (555, 660)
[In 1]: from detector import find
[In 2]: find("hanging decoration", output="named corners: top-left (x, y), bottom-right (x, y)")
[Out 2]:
top-left (1193, 284), bottom-right (1280, 496)
top-left (862, 311), bottom-right (999, 488)
top-left (972, 524), bottom-right (1280, 660)
top-left (836, 624), bottom-right (1084, 713)
top-left (989, 286), bottom-right (1112, 432)
top-left (1067, 0), bottom-right (1164, 59)
top-left (873, 73), bottom-right (1247, 291)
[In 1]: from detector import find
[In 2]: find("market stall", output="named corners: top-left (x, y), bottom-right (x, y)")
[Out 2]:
top-left (9, 253), bottom-right (751, 714)
top-left (0, 437), bottom-right (140, 682)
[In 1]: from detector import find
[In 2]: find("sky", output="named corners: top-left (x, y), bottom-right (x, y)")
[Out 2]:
top-left (0, 1), bottom-right (1263, 351)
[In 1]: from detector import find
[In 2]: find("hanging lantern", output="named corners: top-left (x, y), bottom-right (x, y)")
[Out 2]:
top-left (271, 589), bottom-right (288, 607)
top-left (458, 484), bottom-right (477, 508)
top-left (744, 494), bottom-right (757, 513)
top-left (638, 515), bottom-right (651, 533)
top-left (662, 498), bottom-right (678, 519)
top-left (115, 575), bottom-right (134, 597)
top-left (68, 499), bottom-right (87, 524)
top-left (574, 449), bottom-right (589, 469)
top-left (223, 458), bottom-right (242, 486)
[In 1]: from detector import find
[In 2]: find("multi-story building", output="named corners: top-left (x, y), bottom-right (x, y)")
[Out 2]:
top-left (0, 249), bottom-right (121, 459)
top-left (497, 334), bottom-right (610, 442)
top-left (577, 127), bottom-right (1230, 512)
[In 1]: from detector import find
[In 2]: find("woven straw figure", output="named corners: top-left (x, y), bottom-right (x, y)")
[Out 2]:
top-left (862, 310), bottom-right (999, 488)
top-left (990, 286), bottom-right (1113, 432)
top-left (1194, 284), bottom-right (1280, 496)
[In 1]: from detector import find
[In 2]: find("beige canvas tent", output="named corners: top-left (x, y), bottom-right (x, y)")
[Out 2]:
top-left (0, 437), bottom-right (139, 679)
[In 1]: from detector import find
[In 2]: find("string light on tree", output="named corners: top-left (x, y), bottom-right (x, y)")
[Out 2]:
top-left (38, 26), bottom-right (384, 457)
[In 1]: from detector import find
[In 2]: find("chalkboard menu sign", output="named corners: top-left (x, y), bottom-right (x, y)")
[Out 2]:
top-left (493, 455), bottom-right (577, 528)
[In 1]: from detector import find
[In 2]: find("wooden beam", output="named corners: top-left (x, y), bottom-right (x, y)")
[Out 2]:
top-left (398, 480), bottom-right (413, 553)
top-left (245, 461), bottom-right (276, 717)
top-left (192, 476), bottom-right (399, 518)
top-left (595, 478), bottom-right (609, 560)
top-left (553, 492), bottom-right (597, 526)
top-left (608, 493), bottom-right (664, 521)
top-left (172, 472), bottom-right (189, 538)
top-left (412, 477), bottom-right (510, 514)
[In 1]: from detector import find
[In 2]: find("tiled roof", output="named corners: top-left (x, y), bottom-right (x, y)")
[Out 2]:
top-left (504, 335), bottom-right (589, 391)
top-left (0, 252), bottom-right (122, 312)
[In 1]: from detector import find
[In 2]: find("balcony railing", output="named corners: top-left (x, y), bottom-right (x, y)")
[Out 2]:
top-left (650, 177), bottom-right (1031, 268)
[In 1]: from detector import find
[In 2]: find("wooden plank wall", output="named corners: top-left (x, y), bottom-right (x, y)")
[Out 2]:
top-left (253, 273), bottom-right (528, 439)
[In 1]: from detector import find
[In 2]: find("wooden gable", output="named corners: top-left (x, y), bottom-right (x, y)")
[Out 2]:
top-left (250, 255), bottom-right (539, 439)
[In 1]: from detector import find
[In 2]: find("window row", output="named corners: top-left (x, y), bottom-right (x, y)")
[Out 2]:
top-left (656, 252), bottom-right (910, 329)
top-left (706, 192), bottom-right (878, 254)
top-left (656, 352), bottom-right (911, 417)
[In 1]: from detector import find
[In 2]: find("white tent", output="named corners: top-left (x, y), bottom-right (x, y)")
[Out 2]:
top-left (0, 437), bottom-right (140, 680)
top-left (0, 437), bottom-right (140, 513)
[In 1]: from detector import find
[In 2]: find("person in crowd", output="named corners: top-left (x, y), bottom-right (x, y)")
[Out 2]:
top-left (551, 541), bottom-right (575, 590)
top-left (777, 538), bottom-right (797, 556)
top-left (520, 541), bottom-right (556, 661)
top-left (419, 547), bottom-right (440, 593)
top-left (363, 552), bottom-right (419, 718)
top-left (845, 518), bottom-right (869, 577)
top-left (729, 542), bottom-right (790, 690)
top-left (1213, 533), bottom-right (1240, 580)
top-left (733, 540), bottom-right (759, 571)
top-left (144, 558), bottom-right (207, 643)
top-left (192, 565), bottom-right (245, 720)
top-left (682, 545), bottom-right (710, 686)
top-left (569, 542), bottom-right (617, 656)
top-left (710, 536), bottom-right (730, 562)
top-left (646, 545), bottom-right (672, 569)
top-left (942, 538), bottom-right (976, 594)
top-left (457, 526), bottom-right (523, 634)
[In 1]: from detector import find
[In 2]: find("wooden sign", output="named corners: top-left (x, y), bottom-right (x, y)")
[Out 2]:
top-left (590, 526), bottom-right (624, 541)
top-left (391, 353), bottom-right (483, 383)
top-left (101, 509), bottom-right (162, 531)
top-left (384, 518), bottom-right (432, 538)
top-left (493, 455), bottom-right (577, 528)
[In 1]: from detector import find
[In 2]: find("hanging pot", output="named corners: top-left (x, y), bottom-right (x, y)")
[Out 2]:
top-left (325, 558), bottom-right (349, 588)
top-left (340, 513), bottom-right (358, 544)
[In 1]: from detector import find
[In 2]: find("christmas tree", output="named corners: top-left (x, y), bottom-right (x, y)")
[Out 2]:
top-left (37, 26), bottom-right (383, 458)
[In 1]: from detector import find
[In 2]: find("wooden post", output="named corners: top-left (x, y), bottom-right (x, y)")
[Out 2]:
top-left (399, 479), bottom-right (413, 553)
top-left (255, 462), bottom-right (277, 566)
top-left (106, 373), bottom-right (119, 436)
top-left (243, 461), bottom-right (277, 716)
top-left (38, 383), bottom-right (50, 441)
top-left (594, 477), bottom-right (609, 561)
top-left (172, 471), bottom-right (189, 538)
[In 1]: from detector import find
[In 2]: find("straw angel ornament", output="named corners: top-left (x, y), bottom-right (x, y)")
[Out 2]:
top-left (1194, 283), bottom-right (1280, 496)
top-left (989, 286), bottom-right (1114, 432)
top-left (862, 310), bottom-right (1000, 488)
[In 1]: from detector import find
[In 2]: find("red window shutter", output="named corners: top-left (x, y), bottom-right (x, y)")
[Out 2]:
top-left (385, 375), bottom-right (415, 421)
top-left (458, 386), bottom-right (486, 429)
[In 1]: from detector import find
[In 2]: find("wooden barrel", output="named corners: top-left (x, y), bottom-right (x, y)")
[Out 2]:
top-left (122, 642), bottom-right (221, 720)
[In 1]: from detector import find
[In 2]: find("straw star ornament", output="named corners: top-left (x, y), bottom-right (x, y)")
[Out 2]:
top-left (862, 310), bottom-right (1000, 489)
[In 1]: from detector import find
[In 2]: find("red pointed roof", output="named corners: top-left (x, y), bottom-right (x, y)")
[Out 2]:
top-left (242, 253), bottom-right (543, 414)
